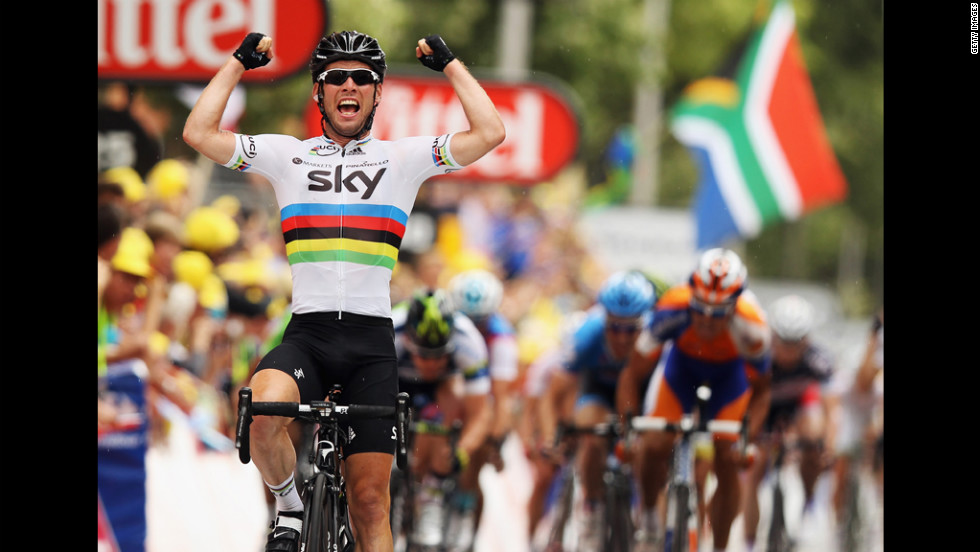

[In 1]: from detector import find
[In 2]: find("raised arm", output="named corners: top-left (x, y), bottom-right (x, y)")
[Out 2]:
top-left (416, 35), bottom-right (506, 166)
top-left (183, 33), bottom-right (272, 164)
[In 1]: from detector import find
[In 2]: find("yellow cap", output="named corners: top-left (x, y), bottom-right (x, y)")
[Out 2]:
top-left (199, 273), bottom-right (228, 311)
top-left (211, 194), bottom-right (241, 218)
top-left (102, 166), bottom-right (146, 203)
top-left (184, 206), bottom-right (240, 253)
top-left (217, 258), bottom-right (268, 288)
top-left (172, 250), bottom-right (214, 290)
top-left (147, 159), bottom-right (189, 200)
top-left (111, 227), bottom-right (154, 278)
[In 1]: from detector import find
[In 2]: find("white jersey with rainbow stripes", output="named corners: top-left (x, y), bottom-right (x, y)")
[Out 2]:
top-left (223, 132), bottom-right (461, 317)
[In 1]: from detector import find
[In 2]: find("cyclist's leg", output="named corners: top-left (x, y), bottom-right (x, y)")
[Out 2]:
top-left (249, 359), bottom-right (308, 549)
top-left (795, 382), bottom-right (828, 509)
top-left (741, 432), bottom-right (772, 548)
top-left (633, 365), bottom-right (685, 542)
top-left (345, 452), bottom-right (395, 551)
top-left (405, 379), bottom-right (460, 546)
top-left (250, 361), bottom-right (305, 509)
top-left (693, 437), bottom-right (714, 535)
top-left (336, 322), bottom-right (399, 552)
top-left (830, 399), bottom-right (862, 524)
top-left (573, 396), bottom-right (612, 505)
top-left (571, 397), bottom-right (612, 550)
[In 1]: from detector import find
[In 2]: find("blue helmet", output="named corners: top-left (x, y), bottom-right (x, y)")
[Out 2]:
top-left (448, 269), bottom-right (503, 320)
top-left (597, 271), bottom-right (656, 318)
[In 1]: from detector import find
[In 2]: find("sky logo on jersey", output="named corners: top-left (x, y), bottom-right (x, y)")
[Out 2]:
top-left (229, 156), bottom-right (252, 172)
top-left (280, 203), bottom-right (408, 270)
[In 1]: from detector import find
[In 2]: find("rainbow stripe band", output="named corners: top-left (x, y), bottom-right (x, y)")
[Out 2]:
top-left (281, 203), bottom-right (408, 269)
top-left (432, 142), bottom-right (457, 168)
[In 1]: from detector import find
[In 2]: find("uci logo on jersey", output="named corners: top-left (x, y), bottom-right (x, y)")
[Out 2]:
top-left (307, 167), bottom-right (387, 200)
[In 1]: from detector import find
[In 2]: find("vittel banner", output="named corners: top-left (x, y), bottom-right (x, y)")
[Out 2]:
top-left (308, 75), bottom-right (581, 185)
top-left (97, 0), bottom-right (328, 83)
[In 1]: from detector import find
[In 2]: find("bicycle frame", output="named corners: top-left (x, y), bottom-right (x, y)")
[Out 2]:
top-left (627, 385), bottom-right (743, 552)
top-left (391, 417), bottom-right (466, 552)
top-left (235, 386), bottom-right (410, 552)
top-left (765, 432), bottom-right (795, 552)
top-left (544, 418), bottom-right (634, 552)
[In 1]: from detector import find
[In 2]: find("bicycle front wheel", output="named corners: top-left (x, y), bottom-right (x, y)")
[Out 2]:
top-left (390, 468), bottom-right (414, 552)
top-left (665, 483), bottom-right (695, 552)
top-left (302, 472), bottom-right (329, 552)
top-left (545, 468), bottom-right (576, 551)
top-left (767, 476), bottom-right (794, 552)
top-left (603, 470), bottom-right (634, 552)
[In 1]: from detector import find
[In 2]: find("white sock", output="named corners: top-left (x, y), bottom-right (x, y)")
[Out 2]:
top-left (266, 473), bottom-right (304, 513)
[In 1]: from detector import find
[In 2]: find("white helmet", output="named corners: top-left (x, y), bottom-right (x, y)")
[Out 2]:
top-left (448, 269), bottom-right (503, 319)
top-left (769, 294), bottom-right (814, 342)
top-left (689, 248), bottom-right (748, 306)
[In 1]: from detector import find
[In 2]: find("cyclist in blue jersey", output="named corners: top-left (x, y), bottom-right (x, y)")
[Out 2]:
top-left (392, 288), bottom-right (492, 550)
top-left (540, 270), bottom-right (656, 552)
top-left (183, 29), bottom-right (504, 552)
top-left (447, 268), bottom-right (520, 536)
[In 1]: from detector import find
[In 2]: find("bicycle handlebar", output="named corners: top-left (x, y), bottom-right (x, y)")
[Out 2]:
top-left (628, 416), bottom-right (742, 436)
top-left (235, 387), bottom-right (411, 469)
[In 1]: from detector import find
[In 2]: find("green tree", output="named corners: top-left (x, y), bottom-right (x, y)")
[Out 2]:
top-left (136, 0), bottom-right (883, 311)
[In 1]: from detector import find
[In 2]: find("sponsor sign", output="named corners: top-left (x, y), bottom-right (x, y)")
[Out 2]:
top-left (575, 206), bottom-right (699, 285)
top-left (307, 74), bottom-right (581, 185)
top-left (97, 0), bottom-right (328, 83)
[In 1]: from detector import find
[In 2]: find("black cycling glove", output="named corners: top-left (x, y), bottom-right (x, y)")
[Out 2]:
top-left (234, 33), bottom-right (272, 70)
top-left (418, 35), bottom-right (456, 72)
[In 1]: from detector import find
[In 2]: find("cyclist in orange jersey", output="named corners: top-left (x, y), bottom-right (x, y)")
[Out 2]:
top-left (617, 248), bottom-right (772, 552)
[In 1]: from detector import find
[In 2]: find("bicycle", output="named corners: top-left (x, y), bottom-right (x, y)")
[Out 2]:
top-left (389, 418), bottom-right (471, 552)
top-left (235, 385), bottom-right (411, 552)
top-left (836, 440), bottom-right (880, 552)
top-left (542, 416), bottom-right (635, 552)
top-left (627, 385), bottom-right (744, 552)
top-left (762, 430), bottom-right (795, 552)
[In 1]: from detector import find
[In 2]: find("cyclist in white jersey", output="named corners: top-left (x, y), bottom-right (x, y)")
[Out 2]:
top-left (183, 30), bottom-right (504, 552)
top-left (392, 288), bottom-right (492, 549)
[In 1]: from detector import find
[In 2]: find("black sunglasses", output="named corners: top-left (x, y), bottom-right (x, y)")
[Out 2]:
top-left (606, 321), bottom-right (642, 334)
top-left (317, 68), bottom-right (380, 86)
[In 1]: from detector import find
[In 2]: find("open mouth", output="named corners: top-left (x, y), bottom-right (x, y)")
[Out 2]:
top-left (337, 99), bottom-right (361, 117)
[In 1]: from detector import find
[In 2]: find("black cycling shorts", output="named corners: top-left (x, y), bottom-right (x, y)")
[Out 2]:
top-left (255, 311), bottom-right (398, 456)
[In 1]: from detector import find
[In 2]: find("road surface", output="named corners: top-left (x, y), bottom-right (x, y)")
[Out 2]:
top-left (145, 417), bottom-right (882, 552)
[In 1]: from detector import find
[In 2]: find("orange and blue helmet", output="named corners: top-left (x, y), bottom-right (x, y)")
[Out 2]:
top-left (689, 248), bottom-right (747, 310)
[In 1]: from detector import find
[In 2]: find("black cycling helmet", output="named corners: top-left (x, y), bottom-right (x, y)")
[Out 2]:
top-left (405, 288), bottom-right (456, 355)
top-left (310, 30), bottom-right (387, 83)
top-left (310, 30), bottom-right (386, 139)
